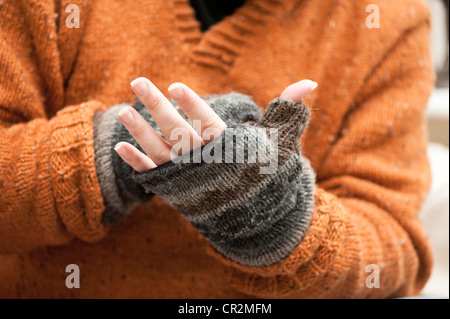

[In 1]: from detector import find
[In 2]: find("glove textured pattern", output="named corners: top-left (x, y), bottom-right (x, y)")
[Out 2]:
top-left (132, 96), bottom-right (316, 267)
top-left (93, 94), bottom-right (262, 226)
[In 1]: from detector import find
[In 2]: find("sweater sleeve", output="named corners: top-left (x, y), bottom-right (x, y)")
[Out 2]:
top-left (203, 16), bottom-right (435, 298)
top-left (0, 1), bottom-right (110, 253)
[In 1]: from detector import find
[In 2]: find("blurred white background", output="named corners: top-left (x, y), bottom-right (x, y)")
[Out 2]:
top-left (420, 0), bottom-right (449, 298)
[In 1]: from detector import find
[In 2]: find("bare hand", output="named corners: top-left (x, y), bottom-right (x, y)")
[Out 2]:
top-left (114, 77), bottom-right (317, 172)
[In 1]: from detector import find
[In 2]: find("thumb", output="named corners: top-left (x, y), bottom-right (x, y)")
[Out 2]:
top-left (280, 80), bottom-right (318, 102)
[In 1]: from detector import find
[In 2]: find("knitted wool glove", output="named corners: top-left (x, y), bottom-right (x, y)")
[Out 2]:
top-left (132, 96), bottom-right (316, 267)
top-left (93, 94), bottom-right (261, 226)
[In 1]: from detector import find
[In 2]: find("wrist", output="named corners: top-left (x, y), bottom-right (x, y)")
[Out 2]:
top-left (93, 104), bottom-right (151, 226)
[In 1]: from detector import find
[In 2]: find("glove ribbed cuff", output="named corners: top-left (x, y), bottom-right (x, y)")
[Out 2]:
top-left (93, 105), bottom-right (142, 226)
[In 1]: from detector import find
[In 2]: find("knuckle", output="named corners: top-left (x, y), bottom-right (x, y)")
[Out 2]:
top-left (132, 155), bottom-right (146, 169)
top-left (145, 97), bottom-right (162, 112)
top-left (202, 119), bottom-right (219, 132)
top-left (165, 121), bottom-right (185, 141)
top-left (150, 150), bottom-right (167, 164)
top-left (123, 151), bottom-right (138, 167)
top-left (132, 124), bottom-right (146, 140)
top-left (182, 100), bottom-right (198, 113)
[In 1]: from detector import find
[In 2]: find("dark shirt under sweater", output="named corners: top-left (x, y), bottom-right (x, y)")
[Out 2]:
top-left (189, 0), bottom-right (246, 31)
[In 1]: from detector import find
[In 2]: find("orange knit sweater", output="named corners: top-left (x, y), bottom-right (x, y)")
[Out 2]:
top-left (0, 0), bottom-right (434, 298)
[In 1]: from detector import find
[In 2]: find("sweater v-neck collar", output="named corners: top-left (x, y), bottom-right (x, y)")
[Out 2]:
top-left (173, 0), bottom-right (289, 72)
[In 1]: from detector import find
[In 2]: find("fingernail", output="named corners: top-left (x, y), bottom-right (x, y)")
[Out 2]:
top-left (280, 79), bottom-right (318, 102)
top-left (114, 143), bottom-right (128, 157)
top-left (130, 79), bottom-right (149, 96)
top-left (305, 80), bottom-right (318, 96)
top-left (118, 107), bottom-right (134, 124)
top-left (168, 83), bottom-right (184, 100)
top-left (299, 80), bottom-right (318, 100)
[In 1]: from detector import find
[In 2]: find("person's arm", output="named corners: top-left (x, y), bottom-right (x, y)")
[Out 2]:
top-left (202, 17), bottom-right (434, 298)
top-left (0, 1), bottom-right (115, 252)
top-left (114, 78), bottom-right (318, 267)
top-left (122, 13), bottom-right (434, 298)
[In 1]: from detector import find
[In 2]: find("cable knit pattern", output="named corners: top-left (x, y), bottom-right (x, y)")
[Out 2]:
top-left (0, 100), bottom-right (109, 252)
top-left (49, 102), bottom-right (110, 242)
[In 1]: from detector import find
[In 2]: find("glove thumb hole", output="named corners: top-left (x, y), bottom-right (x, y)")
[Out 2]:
top-left (259, 98), bottom-right (311, 151)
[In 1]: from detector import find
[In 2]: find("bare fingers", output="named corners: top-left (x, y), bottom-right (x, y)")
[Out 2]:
top-left (114, 142), bottom-right (156, 173)
top-left (117, 106), bottom-right (173, 165)
top-left (116, 77), bottom-right (229, 172)
top-left (280, 79), bottom-right (318, 102)
top-left (168, 83), bottom-right (227, 143)
top-left (130, 77), bottom-right (204, 152)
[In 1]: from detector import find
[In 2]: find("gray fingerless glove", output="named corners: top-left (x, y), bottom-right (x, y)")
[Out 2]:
top-left (131, 96), bottom-right (316, 267)
top-left (93, 94), bottom-right (261, 226)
